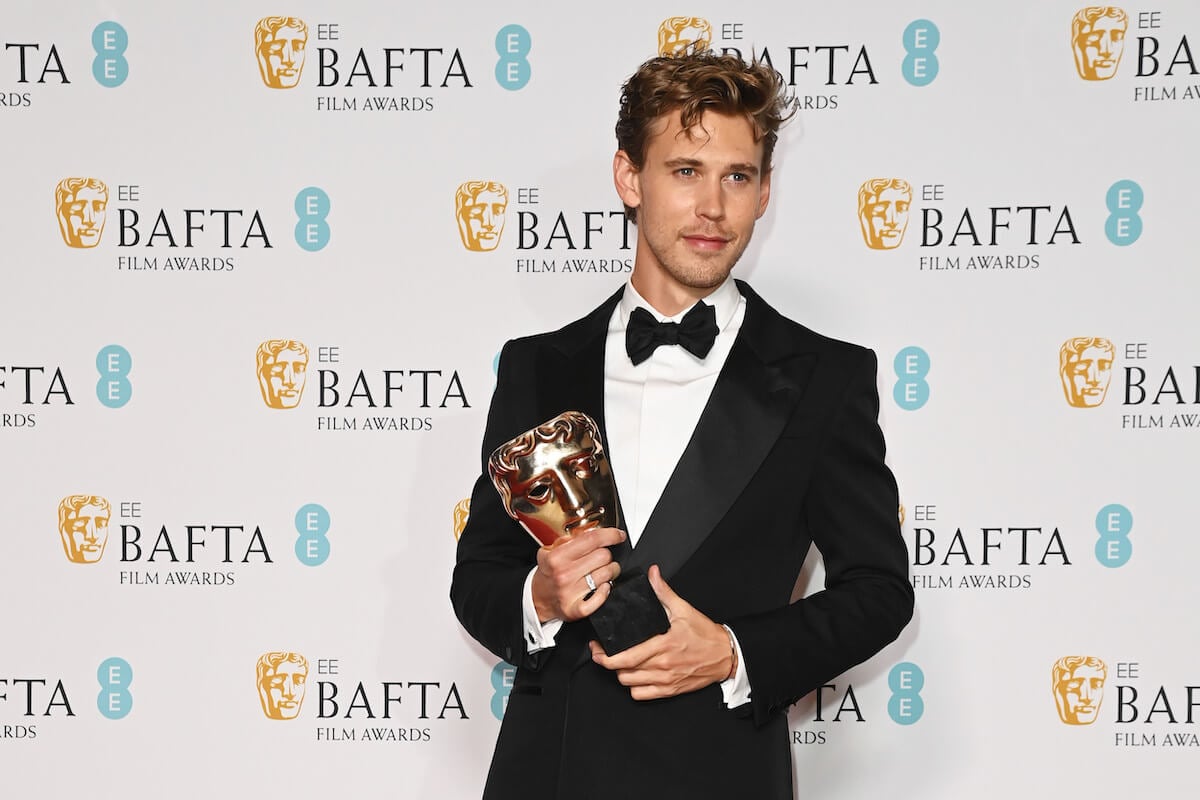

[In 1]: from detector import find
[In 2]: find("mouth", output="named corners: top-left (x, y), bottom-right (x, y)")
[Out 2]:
top-left (682, 232), bottom-right (732, 251)
top-left (564, 508), bottom-right (605, 534)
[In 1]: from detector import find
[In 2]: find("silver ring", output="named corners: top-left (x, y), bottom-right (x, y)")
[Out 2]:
top-left (584, 573), bottom-right (597, 592)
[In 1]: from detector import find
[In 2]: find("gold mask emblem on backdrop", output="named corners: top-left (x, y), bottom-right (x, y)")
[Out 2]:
top-left (58, 495), bottom-right (111, 563)
top-left (1071, 8), bottom-right (1128, 81)
top-left (657, 17), bottom-right (712, 56)
top-left (255, 16), bottom-right (309, 89)
top-left (1052, 655), bottom-right (1107, 725)
top-left (858, 178), bottom-right (912, 250)
top-left (56, 178), bottom-right (108, 248)
top-left (455, 181), bottom-right (508, 252)
top-left (1059, 337), bottom-right (1115, 408)
top-left (257, 652), bottom-right (309, 720)
top-left (257, 340), bottom-right (310, 409)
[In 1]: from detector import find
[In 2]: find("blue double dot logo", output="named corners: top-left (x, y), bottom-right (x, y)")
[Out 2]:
top-left (295, 503), bottom-right (331, 566)
top-left (1095, 504), bottom-right (1132, 568)
top-left (495, 25), bottom-right (531, 91)
top-left (901, 20), bottom-right (939, 86)
top-left (295, 187), bottom-right (331, 251)
top-left (96, 344), bottom-right (132, 408)
top-left (490, 661), bottom-right (516, 719)
top-left (1105, 180), bottom-right (1143, 246)
top-left (893, 346), bottom-right (930, 410)
top-left (97, 657), bottom-right (133, 720)
top-left (92, 22), bottom-right (129, 87)
top-left (887, 662), bottom-right (924, 725)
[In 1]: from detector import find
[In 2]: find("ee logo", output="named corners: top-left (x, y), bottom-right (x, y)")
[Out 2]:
top-left (495, 24), bottom-right (531, 90)
top-left (96, 344), bottom-right (132, 408)
top-left (92, 22), bottom-right (129, 87)
top-left (901, 20), bottom-right (940, 86)
top-left (1095, 503), bottom-right (1132, 568)
top-left (295, 503), bottom-right (331, 566)
top-left (894, 346), bottom-right (930, 410)
top-left (888, 662), bottom-right (924, 725)
top-left (295, 187), bottom-right (331, 252)
top-left (490, 661), bottom-right (516, 720)
top-left (1105, 180), bottom-right (1143, 246)
top-left (97, 657), bottom-right (133, 720)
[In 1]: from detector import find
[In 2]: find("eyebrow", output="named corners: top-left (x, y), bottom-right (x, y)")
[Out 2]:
top-left (663, 157), bottom-right (760, 176)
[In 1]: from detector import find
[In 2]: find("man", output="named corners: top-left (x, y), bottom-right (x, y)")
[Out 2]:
top-left (255, 16), bottom-right (308, 89)
top-left (858, 178), bottom-right (912, 250)
top-left (256, 652), bottom-right (309, 720)
top-left (55, 177), bottom-right (108, 249)
top-left (57, 495), bottom-right (111, 563)
top-left (1052, 655), bottom-right (1106, 725)
top-left (455, 181), bottom-right (509, 252)
top-left (256, 339), bottom-right (309, 409)
top-left (452, 51), bottom-right (913, 799)
top-left (1059, 336), bottom-right (1114, 408)
top-left (1071, 7), bottom-right (1128, 81)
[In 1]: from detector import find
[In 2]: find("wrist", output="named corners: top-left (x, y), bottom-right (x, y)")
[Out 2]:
top-left (721, 624), bottom-right (738, 682)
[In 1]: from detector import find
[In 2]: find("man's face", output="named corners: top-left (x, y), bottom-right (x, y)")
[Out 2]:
top-left (616, 110), bottom-right (770, 311)
top-left (59, 186), bottom-right (108, 248)
top-left (259, 24), bottom-right (307, 88)
top-left (259, 347), bottom-right (308, 409)
top-left (501, 432), bottom-right (618, 547)
top-left (860, 186), bottom-right (911, 249)
top-left (1062, 345), bottom-right (1114, 407)
top-left (1075, 15), bottom-right (1126, 80)
top-left (458, 190), bottom-right (507, 251)
top-left (1056, 664), bottom-right (1105, 724)
top-left (259, 660), bottom-right (307, 719)
top-left (60, 502), bottom-right (110, 563)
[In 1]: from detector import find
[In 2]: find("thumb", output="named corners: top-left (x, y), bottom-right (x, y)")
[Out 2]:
top-left (648, 564), bottom-right (683, 610)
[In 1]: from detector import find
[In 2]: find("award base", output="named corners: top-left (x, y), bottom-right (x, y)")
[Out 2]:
top-left (589, 570), bottom-right (670, 655)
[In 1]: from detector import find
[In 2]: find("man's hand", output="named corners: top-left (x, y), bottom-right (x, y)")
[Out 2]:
top-left (531, 526), bottom-right (625, 623)
top-left (589, 564), bottom-right (733, 700)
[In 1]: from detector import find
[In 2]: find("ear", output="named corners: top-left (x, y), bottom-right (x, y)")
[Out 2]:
top-left (613, 151), bottom-right (641, 215)
top-left (756, 169), bottom-right (772, 220)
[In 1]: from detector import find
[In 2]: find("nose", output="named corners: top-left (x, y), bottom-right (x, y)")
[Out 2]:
top-left (696, 176), bottom-right (725, 221)
top-left (82, 204), bottom-right (96, 226)
top-left (281, 676), bottom-right (295, 699)
top-left (883, 203), bottom-right (897, 228)
top-left (557, 473), bottom-right (591, 515)
top-left (1098, 35), bottom-right (1112, 57)
top-left (480, 206), bottom-right (495, 230)
top-left (1079, 682), bottom-right (1094, 703)
top-left (282, 41), bottom-right (294, 65)
top-left (281, 364), bottom-right (295, 388)
top-left (83, 521), bottom-right (98, 543)
top-left (1085, 363), bottom-right (1100, 386)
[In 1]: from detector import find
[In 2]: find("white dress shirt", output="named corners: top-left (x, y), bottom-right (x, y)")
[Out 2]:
top-left (522, 276), bottom-right (751, 706)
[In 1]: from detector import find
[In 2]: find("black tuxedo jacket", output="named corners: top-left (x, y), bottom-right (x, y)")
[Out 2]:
top-left (451, 281), bottom-right (913, 799)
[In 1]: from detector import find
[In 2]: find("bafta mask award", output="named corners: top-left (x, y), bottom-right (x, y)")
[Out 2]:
top-left (488, 410), bottom-right (670, 654)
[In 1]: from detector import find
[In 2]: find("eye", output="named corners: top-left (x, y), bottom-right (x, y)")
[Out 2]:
top-left (728, 172), bottom-right (748, 183)
top-left (676, 167), bottom-right (695, 177)
top-left (526, 482), bottom-right (552, 502)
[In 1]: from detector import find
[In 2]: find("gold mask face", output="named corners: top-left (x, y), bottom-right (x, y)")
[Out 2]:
top-left (488, 411), bottom-right (620, 547)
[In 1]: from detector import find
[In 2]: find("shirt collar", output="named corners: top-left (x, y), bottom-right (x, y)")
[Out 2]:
top-left (619, 276), bottom-right (741, 332)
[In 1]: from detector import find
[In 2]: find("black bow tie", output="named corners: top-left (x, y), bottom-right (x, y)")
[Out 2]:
top-left (625, 302), bottom-right (719, 365)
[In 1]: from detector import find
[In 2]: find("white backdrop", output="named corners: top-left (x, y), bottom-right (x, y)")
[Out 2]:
top-left (4, 1), bottom-right (1198, 796)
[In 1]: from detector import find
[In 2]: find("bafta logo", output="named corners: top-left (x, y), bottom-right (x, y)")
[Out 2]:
top-left (55, 178), bottom-right (108, 248)
top-left (657, 17), bottom-right (712, 56)
top-left (255, 16), bottom-right (309, 89)
top-left (58, 495), bottom-right (111, 563)
top-left (858, 178), bottom-right (912, 250)
top-left (455, 181), bottom-right (508, 252)
top-left (452, 498), bottom-right (471, 541)
top-left (1052, 656), bottom-right (1107, 725)
top-left (1059, 337), bottom-right (1115, 408)
top-left (1072, 8), bottom-right (1128, 81)
top-left (257, 652), bottom-right (308, 720)
top-left (257, 340), bottom-right (309, 409)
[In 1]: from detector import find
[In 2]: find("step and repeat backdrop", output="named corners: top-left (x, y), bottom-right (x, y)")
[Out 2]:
top-left (3, 1), bottom-right (1197, 796)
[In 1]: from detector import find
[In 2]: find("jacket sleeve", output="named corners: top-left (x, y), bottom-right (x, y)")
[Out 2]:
top-left (729, 348), bottom-right (915, 726)
top-left (450, 339), bottom-right (548, 670)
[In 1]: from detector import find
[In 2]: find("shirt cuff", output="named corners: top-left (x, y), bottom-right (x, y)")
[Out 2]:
top-left (522, 567), bottom-right (563, 653)
top-left (719, 624), bottom-right (751, 708)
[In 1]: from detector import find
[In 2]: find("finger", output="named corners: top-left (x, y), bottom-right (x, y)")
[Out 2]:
top-left (576, 577), bottom-right (615, 617)
top-left (591, 635), bottom-right (661, 670)
top-left (566, 526), bottom-right (627, 555)
top-left (647, 564), bottom-right (682, 612)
